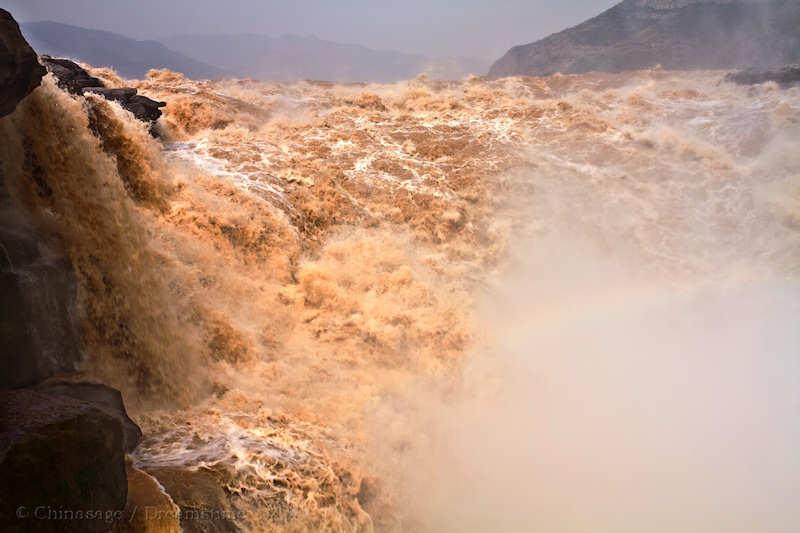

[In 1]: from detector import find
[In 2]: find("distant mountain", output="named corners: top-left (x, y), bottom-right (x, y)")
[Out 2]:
top-left (21, 21), bottom-right (223, 79)
top-left (489, 0), bottom-right (800, 77)
top-left (162, 33), bottom-right (488, 82)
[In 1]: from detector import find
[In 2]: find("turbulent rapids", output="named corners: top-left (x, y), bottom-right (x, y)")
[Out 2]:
top-left (1, 67), bottom-right (799, 531)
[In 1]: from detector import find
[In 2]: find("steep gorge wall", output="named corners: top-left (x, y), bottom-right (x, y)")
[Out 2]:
top-left (0, 7), bottom-right (83, 388)
top-left (1, 10), bottom-right (146, 531)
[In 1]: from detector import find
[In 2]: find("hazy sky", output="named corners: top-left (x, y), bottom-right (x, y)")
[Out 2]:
top-left (2, 0), bottom-right (617, 60)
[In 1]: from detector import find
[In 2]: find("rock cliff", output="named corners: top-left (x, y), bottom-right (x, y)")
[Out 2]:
top-left (0, 9), bottom-right (45, 116)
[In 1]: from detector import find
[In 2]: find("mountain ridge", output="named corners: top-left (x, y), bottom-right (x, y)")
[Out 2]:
top-left (21, 21), bottom-right (223, 79)
top-left (161, 33), bottom-right (488, 82)
top-left (18, 20), bottom-right (487, 82)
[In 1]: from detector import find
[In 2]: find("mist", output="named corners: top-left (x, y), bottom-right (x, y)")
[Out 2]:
top-left (367, 73), bottom-right (800, 531)
top-left (386, 235), bottom-right (800, 532)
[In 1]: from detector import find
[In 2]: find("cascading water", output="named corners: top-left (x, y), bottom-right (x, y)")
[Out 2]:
top-left (1, 67), bottom-right (798, 531)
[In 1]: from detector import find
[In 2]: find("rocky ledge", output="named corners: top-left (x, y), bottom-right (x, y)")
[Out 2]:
top-left (40, 55), bottom-right (166, 126)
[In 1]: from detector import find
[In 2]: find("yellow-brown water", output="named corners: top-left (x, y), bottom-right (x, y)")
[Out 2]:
top-left (1, 68), bottom-right (798, 531)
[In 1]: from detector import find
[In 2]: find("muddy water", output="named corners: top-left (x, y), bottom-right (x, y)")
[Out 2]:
top-left (1, 68), bottom-right (798, 531)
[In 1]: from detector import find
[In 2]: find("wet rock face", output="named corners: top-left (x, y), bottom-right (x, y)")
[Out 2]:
top-left (0, 388), bottom-right (128, 532)
top-left (35, 379), bottom-right (143, 453)
top-left (118, 465), bottom-right (182, 533)
top-left (725, 64), bottom-right (800, 86)
top-left (2, 11), bottom-right (84, 390)
top-left (0, 177), bottom-right (83, 390)
top-left (84, 87), bottom-right (165, 124)
top-left (145, 467), bottom-right (241, 533)
top-left (40, 55), bottom-right (166, 126)
top-left (0, 9), bottom-right (45, 117)
top-left (37, 55), bottom-right (104, 94)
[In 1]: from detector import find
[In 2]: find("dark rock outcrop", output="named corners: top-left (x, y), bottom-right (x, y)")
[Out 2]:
top-left (0, 388), bottom-right (128, 532)
top-left (38, 55), bottom-right (104, 93)
top-left (40, 55), bottom-right (166, 125)
top-left (84, 87), bottom-right (165, 124)
top-left (36, 379), bottom-right (143, 453)
top-left (725, 63), bottom-right (800, 86)
top-left (0, 8), bottom-right (45, 116)
top-left (489, 0), bottom-right (800, 77)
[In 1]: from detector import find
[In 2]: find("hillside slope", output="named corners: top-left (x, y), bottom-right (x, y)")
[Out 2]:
top-left (489, 0), bottom-right (800, 77)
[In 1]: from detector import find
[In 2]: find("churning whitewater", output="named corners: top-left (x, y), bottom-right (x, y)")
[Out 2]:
top-left (1, 67), bottom-right (798, 531)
